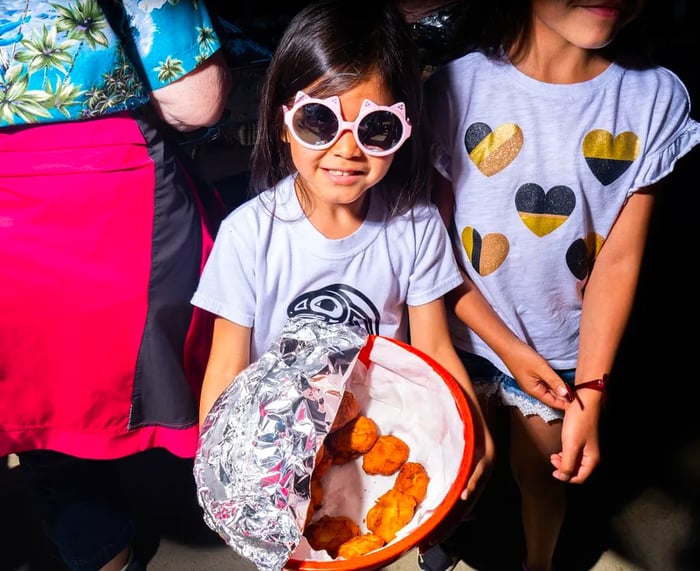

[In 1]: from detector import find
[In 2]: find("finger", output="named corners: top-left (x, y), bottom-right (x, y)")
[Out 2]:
top-left (529, 383), bottom-right (569, 410)
top-left (462, 472), bottom-right (478, 501)
top-left (550, 452), bottom-right (570, 482)
top-left (559, 443), bottom-right (584, 476)
top-left (553, 379), bottom-right (574, 401)
top-left (532, 373), bottom-right (573, 402)
top-left (550, 448), bottom-right (587, 483)
top-left (552, 464), bottom-right (591, 484)
top-left (555, 453), bottom-right (596, 484)
top-left (461, 472), bottom-right (480, 502)
top-left (463, 465), bottom-right (489, 504)
top-left (541, 377), bottom-right (574, 402)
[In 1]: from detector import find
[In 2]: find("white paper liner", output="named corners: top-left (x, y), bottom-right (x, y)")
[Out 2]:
top-left (291, 336), bottom-right (468, 563)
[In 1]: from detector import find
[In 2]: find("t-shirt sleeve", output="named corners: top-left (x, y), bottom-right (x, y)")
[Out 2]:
top-left (191, 209), bottom-right (257, 327)
top-left (121, 0), bottom-right (222, 90)
top-left (406, 204), bottom-right (463, 307)
top-left (629, 67), bottom-right (700, 192)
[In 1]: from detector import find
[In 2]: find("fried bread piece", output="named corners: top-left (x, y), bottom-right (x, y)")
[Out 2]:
top-left (362, 434), bottom-right (410, 475)
top-left (337, 533), bottom-right (386, 559)
top-left (330, 390), bottom-right (361, 432)
top-left (366, 488), bottom-right (416, 543)
top-left (313, 444), bottom-right (332, 479)
top-left (310, 478), bottom-right (323, 509)
top-left (304, 478), bottom-right (324, 527)
top-left (304, 502), bottom-right (315, 527)
top-left (394, 461), bottom-right (429, 503)
top-left (326, 415), bottom-right (379, 464)
top-left (304, 515), bottom-right (361, 557)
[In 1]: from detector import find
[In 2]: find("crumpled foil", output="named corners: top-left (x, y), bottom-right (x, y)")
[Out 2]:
top-left (194, 317), bottom-right (368, 571)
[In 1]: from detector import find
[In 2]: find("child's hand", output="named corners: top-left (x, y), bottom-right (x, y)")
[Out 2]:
top-left (460, 410), bottom-right (495, 507)
top-left (550, 394), bottom-right (602, 483)
top-left (460, 441), bottom-right (494, 505)
top-left (503, 342), bottom-right (572, 410)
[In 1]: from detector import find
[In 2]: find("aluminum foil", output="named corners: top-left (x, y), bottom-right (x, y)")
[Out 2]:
top-left (194, 317), bottom-right (367, 571)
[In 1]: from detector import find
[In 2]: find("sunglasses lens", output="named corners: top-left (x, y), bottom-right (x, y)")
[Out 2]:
top-left (292, 103), bottom-right (339, 147)
top-left (358, 110), bottom-right (404, 153)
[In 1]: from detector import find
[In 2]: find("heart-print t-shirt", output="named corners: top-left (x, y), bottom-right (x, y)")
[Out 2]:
top-left (425, 50), bottom-right (700, 374)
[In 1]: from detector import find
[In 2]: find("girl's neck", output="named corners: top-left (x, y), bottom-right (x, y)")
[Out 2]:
top-left (511, 38), bottom-right (613, 85)
top-left (295, 181), bottom-right (370, 240)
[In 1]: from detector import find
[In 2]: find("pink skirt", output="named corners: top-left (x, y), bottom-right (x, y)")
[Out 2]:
top-left (0, 111), bottom-right (221, 459)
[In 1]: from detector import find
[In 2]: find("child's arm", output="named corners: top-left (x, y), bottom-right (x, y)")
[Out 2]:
top-left (552, 187), bottom-right (656, 484)
top-left (199, 317), bottom-right (252, 428)
top-left (408, 299), bottom-right (495, 507)
top-left (433, 173), bottom-right (572, 409)
top-left (448, 277), bottom-right (572, 409)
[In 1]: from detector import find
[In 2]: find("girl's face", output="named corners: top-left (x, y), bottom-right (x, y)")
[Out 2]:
top-left (285, 75), bottom-right (397, 216)
top-left (531, 0), bottom-right (644, 50)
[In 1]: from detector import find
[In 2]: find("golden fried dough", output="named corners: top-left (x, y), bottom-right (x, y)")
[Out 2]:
top-left (313, 444), bottom-right (332, 479)
top-left (304, 515), bottom-right (360, 557)
top-left (330, 390), bottom-right (361, 432)
top-left (337, 533), bottom-right (386, 559)
top-left (366, 488), bottom-right (417, 543)
top-left (362, 434), bottom-right (410, 475)
top-left (394, 461), bottom-right (430, 503)
top-left (326, 415), bottom-right (379, 465)
top-left (310, 478), bottom-right (323, 509)
top-left (304, 503), bottom-right (315, 527)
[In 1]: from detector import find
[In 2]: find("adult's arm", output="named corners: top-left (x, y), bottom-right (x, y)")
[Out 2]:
top-left (150, 50), bottom-right (232, 132)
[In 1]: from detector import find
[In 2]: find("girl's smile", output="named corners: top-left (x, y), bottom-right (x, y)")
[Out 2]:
top-left (286, 74), bottom-right (399, 236)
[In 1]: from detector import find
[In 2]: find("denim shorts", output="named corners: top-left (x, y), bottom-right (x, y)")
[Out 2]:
top-left (458, 351), bottom-right (575, 423)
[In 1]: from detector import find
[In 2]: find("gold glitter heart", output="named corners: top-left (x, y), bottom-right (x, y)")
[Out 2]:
top-left (462, 226), bottom-right (509, 276)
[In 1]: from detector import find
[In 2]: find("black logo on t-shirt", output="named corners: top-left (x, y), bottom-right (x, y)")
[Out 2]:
top-left (287, 283), bottom-right (380, 335)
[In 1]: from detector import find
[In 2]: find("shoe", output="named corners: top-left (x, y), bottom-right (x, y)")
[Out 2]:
top-left (417, 543), bottom-right (459, 571)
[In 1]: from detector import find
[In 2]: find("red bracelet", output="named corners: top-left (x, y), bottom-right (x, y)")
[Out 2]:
top-left (567, 374), bottom-right (608, 405)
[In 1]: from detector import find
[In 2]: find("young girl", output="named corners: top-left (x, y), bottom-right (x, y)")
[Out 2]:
top-left (191, 0), bottom-right (494, 508)
top-left (422, 1), bottom-right (700, 570)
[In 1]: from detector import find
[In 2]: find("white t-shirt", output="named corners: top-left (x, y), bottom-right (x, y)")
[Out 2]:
top-left (192, 175), bottom-right (463, 361)
top-left (425, 51), bottom-right (700, 374)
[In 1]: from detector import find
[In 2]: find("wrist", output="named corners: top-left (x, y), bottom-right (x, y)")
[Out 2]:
top-left (570, 374), bottom-right (608, 406)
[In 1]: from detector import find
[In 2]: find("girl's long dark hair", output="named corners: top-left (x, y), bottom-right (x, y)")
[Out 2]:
top-left (249, 0), bottom-right (429, 215)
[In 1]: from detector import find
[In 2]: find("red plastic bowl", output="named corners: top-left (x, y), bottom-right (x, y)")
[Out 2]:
top-left (287, 335), bottom-right (475, 571)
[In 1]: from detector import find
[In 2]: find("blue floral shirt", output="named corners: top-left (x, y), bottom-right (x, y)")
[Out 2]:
top-left (0, 0), bottom-right (221, 127)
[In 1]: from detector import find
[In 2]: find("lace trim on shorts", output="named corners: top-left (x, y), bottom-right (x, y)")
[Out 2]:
top-left (473, 379), bottom-right (563, 423)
